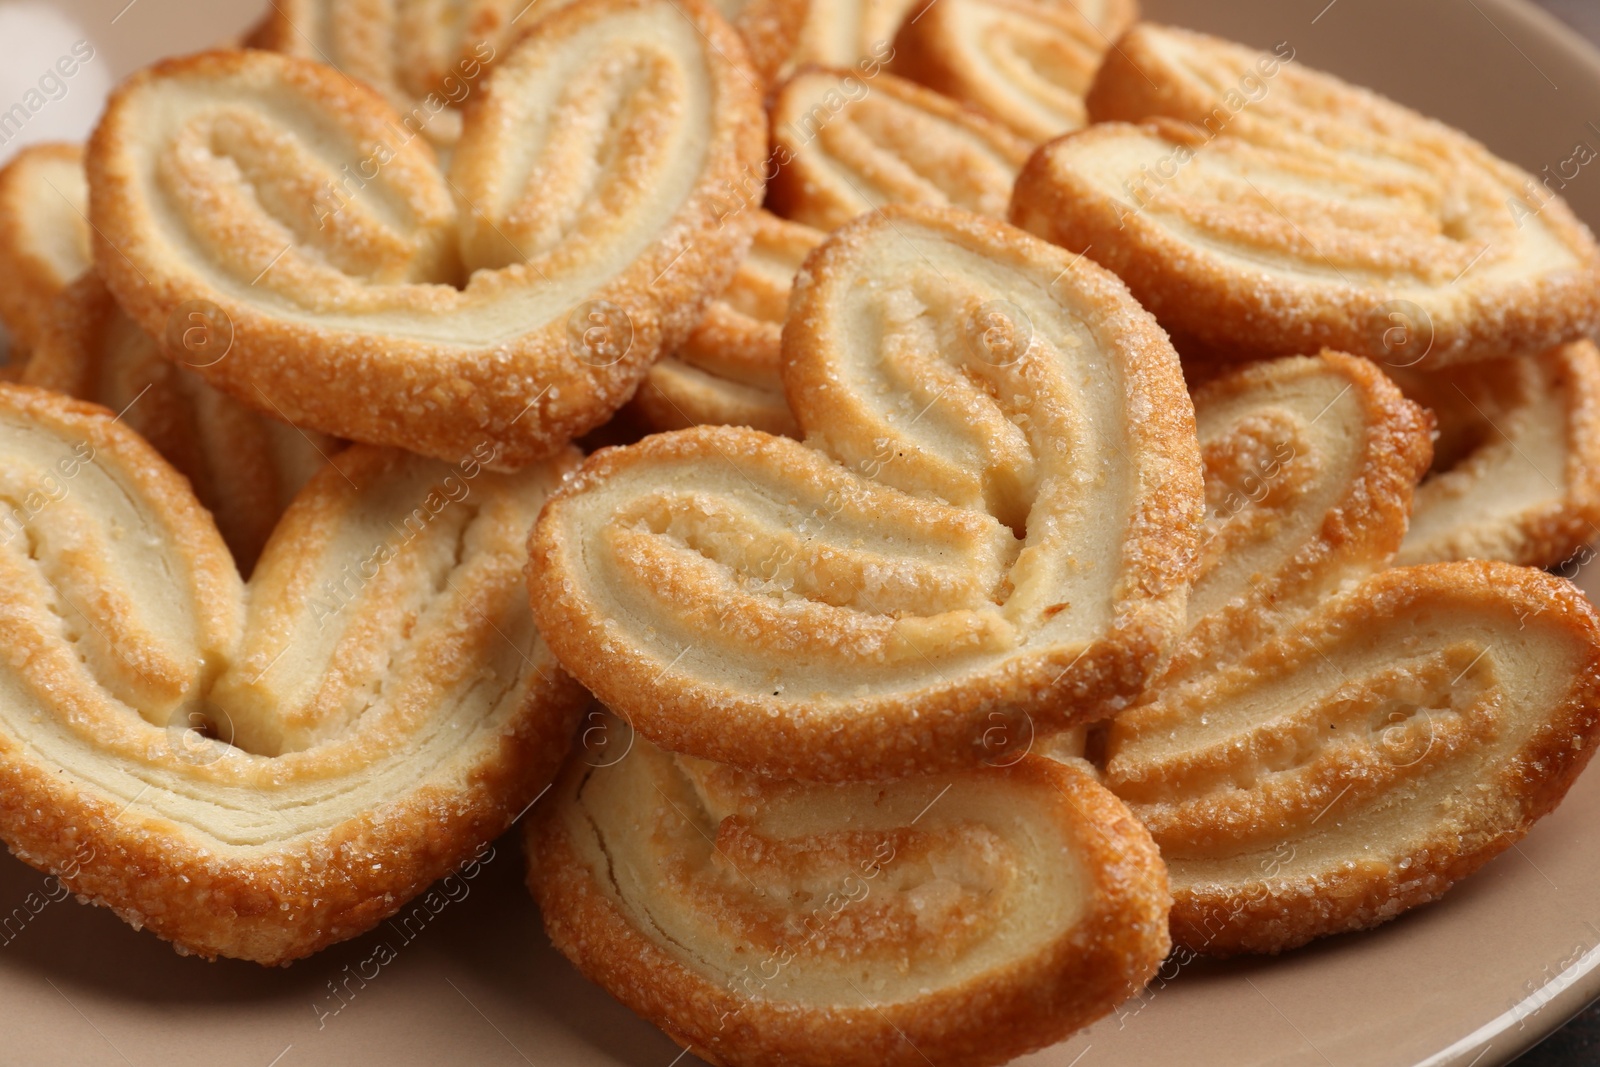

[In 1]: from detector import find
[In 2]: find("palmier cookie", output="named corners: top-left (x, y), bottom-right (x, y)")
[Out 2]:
top-left (632, 211), bottom-right (821, 436)
top-left (245, 0), bottom-right (513, 150)
top-left (1011, 24), bottom-right (1600, 368)
top-left (89, 0), bottom-right (766, 469)
top-left (0, 143), bottom-right (91, 357)
top-left (1106, 356), bottom-right (1600, 954)
top-left (1389, 342), bottom-right (1600, 569)
top-left (893, 0), bottom-right (1136, 143)
top-left (528, 710), bottom-right (1171, 1067)
top-left (769, 68), bottom-right (1031, 231)
top-left (530, 206), bottom-right (1203, 782)
top-left (26, 274), bottom-right (338, 573)
top-left (0, 383), bottom-right (585, 963)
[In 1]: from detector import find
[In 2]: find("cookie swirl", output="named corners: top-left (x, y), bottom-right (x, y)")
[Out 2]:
top-left (1012, 24), bottom-right (1600, 367)
top-left (529, 713), bottom-right (1171, 1067)
top-left (246, 0), bottom-right (514, 150)
top-left (530, 206), bottom-right (1202, 782)
top-left (1107, 562), bottom-right (1600, 955)
top-left (89, 0), bottom-right (766, 468)
top-left (0, 383), bottom-right (584, 963)
top-left (1101, 352), bottom-right (1600, 953)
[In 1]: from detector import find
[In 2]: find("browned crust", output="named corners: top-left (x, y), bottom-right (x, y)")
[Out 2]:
top-left (0, 383), bottom-right (587, 964)
top-left (88, 0), bottom-right (767, 468)
top-left (0, 143), bottom-right (88, 354)
top-left (1168, 350), bottom-right (1433, 676)
top-left (1164, 561), bottom-right (1600, 955)
top-left (527, 751), bottom-right (1171, 1067)
top-left (768, 67), bottom-right (1032, 230)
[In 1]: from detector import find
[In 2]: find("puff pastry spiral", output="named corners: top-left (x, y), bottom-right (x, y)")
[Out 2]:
top-left (1391, 342), bottom-right (1600, 568)
top-left (1012, 24), bottom-right (1600, 367)
top-left (530, 206), bottom-right (1203, 781)
top-left (1106, 353), bottom-right (1600, 953)
top-left (0, 384), bottom-right (583, 963)
top-left (88, 0), bottom-right (766, 468)
top-left (769, 68), bottom-right (1031, 231)
top-left (529, 712), bottom-right (1171, 1067)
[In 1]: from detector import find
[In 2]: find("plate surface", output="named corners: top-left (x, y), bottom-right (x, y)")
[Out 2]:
top-left (2, 0), bottom-right (1599, 1064)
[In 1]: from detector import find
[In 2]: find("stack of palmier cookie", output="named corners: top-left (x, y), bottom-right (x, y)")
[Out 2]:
top-left (0, 2), bottom-right (1597, 1065)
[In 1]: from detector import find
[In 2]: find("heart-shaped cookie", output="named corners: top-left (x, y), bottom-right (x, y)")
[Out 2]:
top-left (1390, 341), bottom-right (1600, 568)
top-left (0, 143), bottom-right (90, 357)
top-left (892, 0), bottom-right (1135, 143)
top-left (1011, 24), bottom-right (1600, 368)
top-left (1104, 353), bottom-right (1600, 954)
top-left (529, 709), bottom-right (1171, 1067)
top-left (769, 67), bottom-right (1031, 231)
top-left (88, 0), bottom-right (766, 468)
top-left (530, 205), bottom-right (1203, 781)
top-left (632, 210), bottom-right (821, 437)
top-left (0, 383), bottom-right (584, 964)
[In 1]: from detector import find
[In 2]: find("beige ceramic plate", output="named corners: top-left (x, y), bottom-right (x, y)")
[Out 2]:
top-left (2, 0), bottom-right (1599, 1064)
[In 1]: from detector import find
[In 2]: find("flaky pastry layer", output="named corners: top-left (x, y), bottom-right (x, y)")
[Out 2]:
top-left (1012, 24), bottom-right (1600, 368)
top-left (892, 0), bottom-right (1136, 143)
top-left (529, 715), bottom-right (1171, 1067)
top-left (89, 0), bottom-right (766, 468)
top-left (530, 206), bottom-right (1202, 781)
top-left (27, 273), bottom-right (336, 573)
top-left (0, 383), bottom-right (584, 963)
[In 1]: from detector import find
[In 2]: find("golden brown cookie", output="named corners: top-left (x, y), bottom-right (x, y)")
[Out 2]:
top-left (0, 382), bottom-right (585, 963)
top-left (1011, 24), bottom-right (1600, 368)
top-left (1390, 342), bottom-right (1600, 569)
top-left (632, 211), bottom-right (821, 435)
top-left (893, 0), bottom-right (1137, 142)
top-left (530, 206), bottom-right (1203, 781)
top-left (25, 274), bottom-right (338, 573)
top-left (769, 68), bottom-right (1032, 230)
top-left (0, 143), bottom-right (91, 356)
top-left (529, 711), bottom-right (1171, 1067)
top-left (1103, 353), bottom-right (1600, 955)
top-left (89, 0), bottom-right (766, 469)
top-left (1107, 561), bottom-right (1600, 955)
